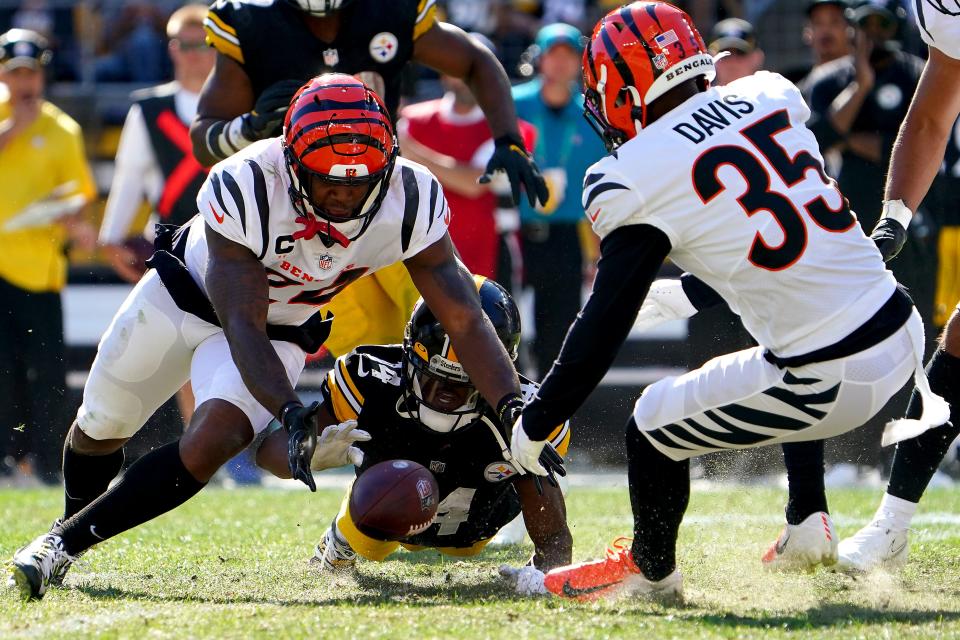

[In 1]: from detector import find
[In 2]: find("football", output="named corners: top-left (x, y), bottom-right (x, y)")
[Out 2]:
top-left (348, 460), bottom-right (440, 541)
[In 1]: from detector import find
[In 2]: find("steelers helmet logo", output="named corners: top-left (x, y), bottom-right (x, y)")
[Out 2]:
top-left (369, 32), bottom-right (399, 63)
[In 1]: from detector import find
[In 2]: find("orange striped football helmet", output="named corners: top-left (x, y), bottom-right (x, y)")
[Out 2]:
top-left (282, 73), bottom-right (398, 243)
top-left (583, 1), bottom-right (715, 150)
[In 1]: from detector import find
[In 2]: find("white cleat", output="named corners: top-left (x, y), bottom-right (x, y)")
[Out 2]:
top-left (837, 521), bottom-right (908, 572)
top-left (7, 533), bottom-right (77, 601)
top-left (489, 515), bottom-right (528, 547)
top-left (309, 526), bottom-right (357, 573)
top-left (762, 511), bottom-right (837, 571)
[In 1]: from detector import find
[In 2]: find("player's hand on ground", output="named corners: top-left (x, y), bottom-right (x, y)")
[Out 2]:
top-left (634, 278), bottom-right (698, 332)
top-left (870, 217), bottom-right (908, 262)
top-left (282, 401), bottom-right (321, 491)
top-left (499, 564), bottom-right (548, 596)
top-left (480, 133), bottom-right (549, 208)
top-left (242, 78), bottom-right (304, 140)
top-left (310, 419), bottom-right (371, 471)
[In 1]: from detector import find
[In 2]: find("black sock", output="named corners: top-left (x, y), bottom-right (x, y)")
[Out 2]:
top-left (57, 441), bottom-right (205, 555)
top-left (626, 420), bottom-right (689, 581)
top-left (62, 444), bottom-right (124, 520)
top-left (781, 439), bottom-right (827, 525)
top-left (888, 349), bottom-right (960, 503)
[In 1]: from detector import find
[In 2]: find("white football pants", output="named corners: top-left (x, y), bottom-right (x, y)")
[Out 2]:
top-left (634, 311), bottom-right (926, 461)
top-left (76, 270), bottom-right (305, 440)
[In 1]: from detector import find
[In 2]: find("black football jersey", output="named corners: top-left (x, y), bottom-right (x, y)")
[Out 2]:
top-left (321, 344), bottom-right (570, 547)
top-left (204, 0), bottom-right (437, 117)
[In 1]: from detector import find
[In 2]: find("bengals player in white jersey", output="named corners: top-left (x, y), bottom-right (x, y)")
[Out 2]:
top-left (830, 0), bottom-right (960, 572)
top-left (502, 1), bottom-right (948, 600)
top-left (7, 74), bottom-right (555, 601)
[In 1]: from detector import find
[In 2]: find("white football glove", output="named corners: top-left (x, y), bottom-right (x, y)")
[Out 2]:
top-left (633, 278), bottom-right (698, 333)
top-left (499, 564), bottom-right (548, 596)
top-left (509, 416), bottom-right (548, 476)
top-left (309, 420), bottom-right (371, 471)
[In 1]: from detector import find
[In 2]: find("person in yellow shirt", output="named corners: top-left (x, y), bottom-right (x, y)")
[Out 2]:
top-left (0, 29), bottom-right (96, 484)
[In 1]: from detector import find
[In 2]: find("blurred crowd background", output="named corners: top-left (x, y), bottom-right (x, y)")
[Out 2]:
top-left (1, 0), bottom-right (957, 488)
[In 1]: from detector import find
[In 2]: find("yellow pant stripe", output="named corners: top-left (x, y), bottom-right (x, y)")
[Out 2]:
top-left (335, 486), bottom-right (400, 561)
top-left (335, 485), bottom-right (492, 561)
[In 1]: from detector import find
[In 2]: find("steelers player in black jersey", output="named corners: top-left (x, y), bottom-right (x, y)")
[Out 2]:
top-left (192, 0), bottom-right (547, 209)
top-left (256, 278), bottom-right (572, 594)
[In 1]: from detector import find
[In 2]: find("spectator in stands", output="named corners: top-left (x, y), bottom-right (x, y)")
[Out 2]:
top-left (399, 33), bottom-right (534, 282)
top-left (803, 0), bottom-right (853, 76)
top-left (98, 3), bottom-right (214, 431)
top-left (99, 4), bottom-right (213, 285)
top-left (94, 2), bottom-right (168, 82)
top-left (12, 0), bottom-right (53, 42)
top-left (512, 23), bottom-right (605, 377)
top-left (441, 0), bottom-right (503, 37)
top-left (803, 0), bottom-right (931, 473)
top-left (709, 18), bottom-right (765, 86)
top-left (0, 29), bottom-right (96, 484)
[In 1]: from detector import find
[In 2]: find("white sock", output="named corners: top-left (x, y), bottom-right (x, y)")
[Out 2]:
top-left (332, 523), bottom-right (356, 555)
top-left (874, 493), bottom-right (917, 530)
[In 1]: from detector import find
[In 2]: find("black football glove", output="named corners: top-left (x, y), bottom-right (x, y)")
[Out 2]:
top-left (497, 394), bottom-right (565, 495)
top-left (870, 217), bottom-right (908, 262)
top-left (281, 401), bottom-right (321, 492)
top-left (241, 78), bottom-right (305, 140)
top-left (480, 133), bottom-right (549, 208)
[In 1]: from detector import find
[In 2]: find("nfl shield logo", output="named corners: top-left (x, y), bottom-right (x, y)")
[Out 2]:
top-left (323, 48), bottom-right (339, 67)
top-left (318, 254), bottom-right (334, 270)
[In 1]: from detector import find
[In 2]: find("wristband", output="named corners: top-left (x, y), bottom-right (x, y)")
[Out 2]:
top-left (880, 199), bottom-right (913, 230)
top-left (278, 401), bottom-right (303, 427)
top-left (205, 114), bottom-right (255, 161)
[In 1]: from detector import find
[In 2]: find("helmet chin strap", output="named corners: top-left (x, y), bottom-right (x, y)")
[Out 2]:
top-left (627, 85), bottom-right (644, 134)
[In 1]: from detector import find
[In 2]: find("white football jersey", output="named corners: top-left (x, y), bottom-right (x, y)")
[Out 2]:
top-left (916, 1), bottom-right (960, 60)
top-left (584, 71), bottom-right (897, 357)
top-left (183, 139), bottom-right (449, 327)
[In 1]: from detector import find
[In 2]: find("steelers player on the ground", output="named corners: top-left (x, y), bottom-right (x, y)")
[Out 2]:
top-left (192, 0), bottom-right (549, 358)
top-left (7, 74), bottom-right (551, 601)
top-left (256, 278), bottom-right (571, 594)
top-left (830, 1), bottom-right (960, 572)
top-left (504, 2), bottom-right (947, 601)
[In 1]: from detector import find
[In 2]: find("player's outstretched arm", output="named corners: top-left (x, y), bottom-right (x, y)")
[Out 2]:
top-left (520, 225), bottom-right (672, 443)
top-left (255, 401), bottom-right (335, 478)
top-left (414, 22), bottom-right (548, 208)
top-left (885, 47), bottom-right (960, 212)
top-left (205, 224), bottom-right (301, 415)
top-left (516, 475), bottom-right (572, 570)
top-left (404, 234), bottom-right (522, 414)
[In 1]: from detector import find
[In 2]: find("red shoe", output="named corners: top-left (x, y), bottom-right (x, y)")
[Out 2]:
top-left (543, 537), bottom-right (683, 602)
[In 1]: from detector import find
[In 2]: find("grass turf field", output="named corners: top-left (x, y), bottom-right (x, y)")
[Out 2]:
top-left (2, 484), bottom-right (960, 639)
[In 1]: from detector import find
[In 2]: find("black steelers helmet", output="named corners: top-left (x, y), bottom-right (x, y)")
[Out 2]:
top-left (402, 277), bottom-right (521, 433)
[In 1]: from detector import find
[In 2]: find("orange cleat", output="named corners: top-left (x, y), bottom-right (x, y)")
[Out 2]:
top-left (543, 537), bottom-right (683, 602)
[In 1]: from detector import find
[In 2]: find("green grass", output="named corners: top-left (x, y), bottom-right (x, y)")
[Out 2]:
top-left (3, 485), bottom-right (960, 639)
